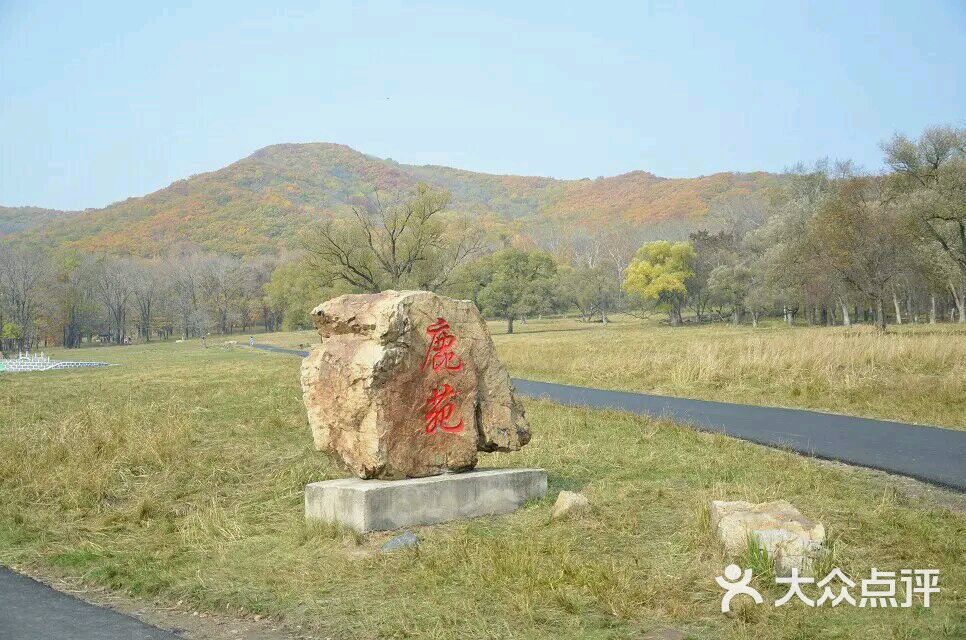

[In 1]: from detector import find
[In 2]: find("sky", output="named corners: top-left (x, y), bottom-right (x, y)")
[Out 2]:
top-left (1, 1), bottom-right (964, 211)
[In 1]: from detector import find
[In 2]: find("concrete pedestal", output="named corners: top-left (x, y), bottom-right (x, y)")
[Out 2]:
top-left (305, 468), bottom-right (548, 532)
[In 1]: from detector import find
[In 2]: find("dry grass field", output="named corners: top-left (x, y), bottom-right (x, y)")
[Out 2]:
top-left (0, 340), bottom-right (963, 639)
top-left (261, 316), bottom-right (966, 430)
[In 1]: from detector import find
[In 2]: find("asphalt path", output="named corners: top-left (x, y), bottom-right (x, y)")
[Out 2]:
top-left (258, 343), bottom-right (966, 490)
top-left (0, 567), bottom-right (179, 639)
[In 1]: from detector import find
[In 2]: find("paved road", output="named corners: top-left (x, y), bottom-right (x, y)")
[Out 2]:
top-left (513, 379), bottom-right (966, 491)
top-left (0, 567), bottom-right (179, 639)
top-left (254, 343), bottom-right (310, 358)
top-left (259, 343), bottom-right (966, 490)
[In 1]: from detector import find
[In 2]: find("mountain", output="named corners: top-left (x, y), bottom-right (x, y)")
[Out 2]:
top-left (0, 206), bottom-right (75, 236)
top-left (6, 143), bottom-right (781, 255)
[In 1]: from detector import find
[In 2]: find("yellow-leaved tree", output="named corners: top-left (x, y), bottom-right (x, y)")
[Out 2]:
top-left (622, 241), bottom-right (695, 326)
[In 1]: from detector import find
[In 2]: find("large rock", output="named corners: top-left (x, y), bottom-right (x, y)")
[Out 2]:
top-left (300, 290), bottom-right (530, 479)
top-left (710, 500), bottom-right (826, 575)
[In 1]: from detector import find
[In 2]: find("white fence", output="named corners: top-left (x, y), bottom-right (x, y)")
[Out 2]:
top-left (0, 352), bottom-right (111, 373)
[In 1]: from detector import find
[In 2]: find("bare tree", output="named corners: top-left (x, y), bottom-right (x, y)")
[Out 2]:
top-left (239, 255), bottom-right (278, 332)
top-left (94, 257), bottom-right (133, 344)
top-left (303, 184), bottom-right (479, 292)
top-left (414, 214), bottom-right (487, 291)
top-left (130, 258), bottom-right (165, 341)
top-left (759, 161), bottom-right (838, 325)
top-left (49, 250), bottom-right (97, 348)
top-left (883, 125), bottom-right (966, 278)
top-left (0, 244), bottom-right (50, 351)
top-left (200, 255), bottom-right (243, 335)
top-left (810, 177), bottom-right (910, 330)
top-left (168, 252), bottom-right (206, 339)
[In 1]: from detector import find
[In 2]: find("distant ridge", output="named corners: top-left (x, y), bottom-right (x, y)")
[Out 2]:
top-left (4, 143), bottom-right (781, 255)
top-left (0, 206), bottom-right (76, 236)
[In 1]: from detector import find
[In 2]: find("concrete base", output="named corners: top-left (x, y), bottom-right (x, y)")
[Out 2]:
top-left (305, 468), bottom-right (548, 532)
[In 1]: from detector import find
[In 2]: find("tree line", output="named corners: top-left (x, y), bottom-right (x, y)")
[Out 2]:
top-left (1, 124), bottom-right (962, 352)
top-left (0, 249), bottom-right (291, 353)
top-left (301, 123), bottom-right (965, 333)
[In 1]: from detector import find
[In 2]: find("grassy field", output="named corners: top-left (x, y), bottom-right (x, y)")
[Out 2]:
top-left (261, 315), bottom-right (966, 430)
top-left (0, 339), bottom-right (963, 639)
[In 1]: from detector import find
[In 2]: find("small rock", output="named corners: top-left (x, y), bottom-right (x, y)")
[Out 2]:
top-left (381, 530), bottom-right (419, 553)
top-left (552, 490), bottom-right (590, 520)
top-left (710, 499), bottom-right (825, 575)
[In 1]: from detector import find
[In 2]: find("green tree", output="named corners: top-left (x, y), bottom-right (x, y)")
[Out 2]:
top-left (264, 259), bottom-right (333, 330)
top-left (686, 229), bottom-right (739, 322)
top-left (708, 263), bottom-right (753, 325)
top-left (557, 265), bottom-right (620, 323)
top-left (476, 249), bottom-right (557, 334)
top-left (1, 321), bottom-right (22, 355)
top-left (622, 241), bottom-right (695, 326)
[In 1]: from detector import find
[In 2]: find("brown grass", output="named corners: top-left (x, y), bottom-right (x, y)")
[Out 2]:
top-left (0, 340), bottom-right (963, 638)
top-left (486, 317), bottom-right (966, 430)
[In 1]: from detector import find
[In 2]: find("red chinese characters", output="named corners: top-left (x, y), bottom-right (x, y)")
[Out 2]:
top-left (422, 317), bottom-right (464, 434)
top-left (424, 383), bottom-right (464, 434)
top-left (422, 317), bottom-right (464, 372)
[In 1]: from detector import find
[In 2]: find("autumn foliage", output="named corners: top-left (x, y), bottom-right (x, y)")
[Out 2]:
top-left (5, 143), bottom-right (778, 256)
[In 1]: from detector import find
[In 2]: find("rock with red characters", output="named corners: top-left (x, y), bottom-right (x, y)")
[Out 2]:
top-left (300, 290), bottom-right (531, 479)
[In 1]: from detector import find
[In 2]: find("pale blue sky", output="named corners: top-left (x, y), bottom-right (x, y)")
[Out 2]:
top-left (1, 1), bottom-right (963, 210)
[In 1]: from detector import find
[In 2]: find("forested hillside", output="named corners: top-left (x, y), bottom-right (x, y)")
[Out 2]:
top-left (1, 125), bottom-right (963, 353)
top-left (6, 143), bottom-right (780, 255)
top-left (0, 206), bottom-right (75, 236)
